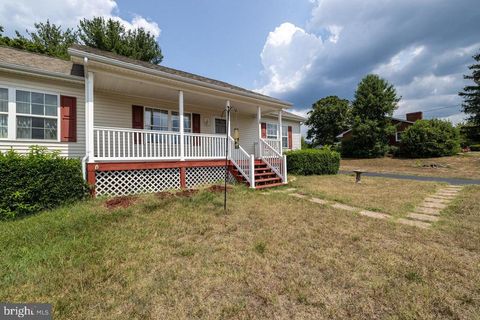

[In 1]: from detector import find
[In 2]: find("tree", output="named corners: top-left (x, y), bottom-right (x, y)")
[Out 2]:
top-left (305, 96), bottom-right (350, 146)
top-left (0, 22), bottom-right (76, 59)
top-left (78, 17), bottom-right (163, 64)
top-left (399, 119), bottom-right (460, 158)
top-left (459, 50), bottom-right (480, 142)
top-left (342, 74), bottom-right (400, 158)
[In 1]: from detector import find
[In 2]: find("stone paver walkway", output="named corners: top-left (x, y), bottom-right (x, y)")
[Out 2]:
top-left (278, 185), bottom-right (463, 229)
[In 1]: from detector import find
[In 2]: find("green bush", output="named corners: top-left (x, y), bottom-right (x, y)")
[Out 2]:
top-left (470, 144), bottom-right (480, 151)
top-left (399, 119), bottom-right (461, 158)
top-left (286, 147), bottom-right (340, 175)
top-left (0, 147), bottom-right (88, 219)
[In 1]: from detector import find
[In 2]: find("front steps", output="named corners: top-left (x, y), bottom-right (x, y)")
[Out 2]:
top-left (230, 160), bottom-right (284, 189)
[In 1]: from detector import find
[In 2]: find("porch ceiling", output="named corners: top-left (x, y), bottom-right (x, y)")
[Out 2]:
top-left (93, 71), bottom-right (281, 115)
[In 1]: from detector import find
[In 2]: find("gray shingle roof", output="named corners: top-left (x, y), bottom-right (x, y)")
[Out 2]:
top-left (69, 44), bottom-right (290, 105)
top-left (0, 45), bottom-right (84, 77)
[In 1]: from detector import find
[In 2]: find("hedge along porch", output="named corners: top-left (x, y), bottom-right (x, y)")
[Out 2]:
top-left (68, 45), bottom-right (302, 196)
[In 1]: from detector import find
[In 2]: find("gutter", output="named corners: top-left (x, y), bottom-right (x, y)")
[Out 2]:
top-left (0, 61), bottom-right (84, 84)
top-left (68, 48), bottom-right (292, 108)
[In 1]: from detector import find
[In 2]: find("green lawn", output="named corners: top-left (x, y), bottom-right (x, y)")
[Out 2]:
top-left (1, 181), bottom-right (480, 319)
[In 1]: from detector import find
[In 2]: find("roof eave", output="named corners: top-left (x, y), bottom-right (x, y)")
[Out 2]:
top-left (68, 47), bottom-right (292, 108)
top-left (0, 61), bottom-right (84, 83)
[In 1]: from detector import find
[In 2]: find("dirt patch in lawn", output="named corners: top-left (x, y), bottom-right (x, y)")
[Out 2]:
top-left (105, 196), bottom-right (137, 209)
top-left (207, 185), bottom-right (233, 193)
top-left (175, 189), bottom-right (199, 197)
top-left (155, 192), bottom-right (176, 200)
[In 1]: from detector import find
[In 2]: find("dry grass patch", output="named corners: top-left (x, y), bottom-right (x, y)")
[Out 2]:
top-left (1, 185), bottom-right (479, 319)
top-left (290, 174), bottom-right (442, 216)
top-left (341, 152), bottom-right (480, 180)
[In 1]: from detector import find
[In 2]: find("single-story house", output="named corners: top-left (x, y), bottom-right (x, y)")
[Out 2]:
top-left (0, 45), bottom-right (305, 196)
top-left (336, 112), bottom-right (423, 145)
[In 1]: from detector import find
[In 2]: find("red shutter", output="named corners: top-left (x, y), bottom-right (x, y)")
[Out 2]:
top-left (132, 105), bottom-right (143, 144)
top-left (288, 126), bottom-right (293, 149)
top-left (60, 96), bottom-right (77, 142)
top-left (192, 113), bottom-right (201, 133)
top-left (132, 105), bottom-right (144, 129)
top-left (261, 122), bottom-right (266, 138)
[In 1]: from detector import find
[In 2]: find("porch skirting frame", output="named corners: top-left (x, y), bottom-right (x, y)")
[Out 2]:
top-left (87, 160), bottom-right (234, 197)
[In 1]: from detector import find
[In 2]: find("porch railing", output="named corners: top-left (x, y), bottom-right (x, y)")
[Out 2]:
top-left (228, 136), bottom-right (254, 186)
top-left (263, 138), bottom-right (281, 154)
top-left (93, 127), bottom-right (226, 161)
top-left (260, 138), bottom-right (287, 183)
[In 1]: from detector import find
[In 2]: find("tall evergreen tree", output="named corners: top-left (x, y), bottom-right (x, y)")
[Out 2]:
top-left (459, 50), bottom-right (480, 139)
top-left (305, 96), bottom-right (351, 146)
top-left (342, 74), bottom-right (400, 158)
top-left (78, 17), bottom-right (163, 64)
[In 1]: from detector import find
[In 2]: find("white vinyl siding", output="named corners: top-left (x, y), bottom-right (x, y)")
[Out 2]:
top-left (0, 73), bottom-right (85, 158)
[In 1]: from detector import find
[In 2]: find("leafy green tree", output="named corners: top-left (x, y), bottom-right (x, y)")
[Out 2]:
top-left (399, 119), bottom-right (460, 158)
top-left (342, 74), bottom-right (400, 158)
top-left (301, 136), bottom-right (311, 149)
top-left (459, 51), bottom-right (480, 141)
top-left (78, 17), bottom-right (163, 64)
top-left (305, 96), bottom-right (350, 146)
top-left (0, 22), bottom-right (76, 59)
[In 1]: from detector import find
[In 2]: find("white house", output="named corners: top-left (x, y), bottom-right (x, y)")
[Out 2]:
top-left (0, 45), bottom-right (305, 196)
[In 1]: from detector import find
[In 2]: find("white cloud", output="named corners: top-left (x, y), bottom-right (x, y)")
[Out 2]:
top-left (256, 22), bottom-right (323, 95)
top-left (255, 0), bottom-right (480, 121)
top-left (0, 0), bottom-right (161, 38)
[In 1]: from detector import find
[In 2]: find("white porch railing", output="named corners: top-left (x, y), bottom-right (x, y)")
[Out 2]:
top-left (260, 138), bottom-right (287, 183)
top-left (93, 127), bottom-right (226, 161)
top-left (263, 138), bottom-right (281, 154)
top-left (228, 136), bottom-right (254, 186)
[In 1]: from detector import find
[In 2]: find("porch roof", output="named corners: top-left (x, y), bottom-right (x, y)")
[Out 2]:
top-left (68, 44), bottom-right (292, 109)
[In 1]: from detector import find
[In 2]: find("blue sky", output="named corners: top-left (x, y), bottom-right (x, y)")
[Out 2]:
top-left (1, 0), bottom-right (480, 123)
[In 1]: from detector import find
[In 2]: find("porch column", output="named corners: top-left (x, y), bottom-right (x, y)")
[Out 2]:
top-left (179, 90), bottom-right (185, 161)
top-left (257, 106), bottom-right (262, 158)
top-left (226, 100), bottom-right (231, 158)
top-left (86, 72), bottom-right (95, 161)
top-left (278, 110), bottom-right (283, 154)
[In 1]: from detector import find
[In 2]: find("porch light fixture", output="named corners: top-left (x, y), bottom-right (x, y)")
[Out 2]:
top-left (233, 128), bottom-right (240, 149)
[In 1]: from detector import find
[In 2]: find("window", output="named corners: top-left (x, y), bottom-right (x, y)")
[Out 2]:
top-left (171, 112), bottom-right (192, 133)
top-left (0, 88), bottom-right (7, 138)
top-left (266, 123), bottom-right (278, 139)
top-left (145, 108), bottom-right (168, 131)
top-left (15, 90), bottom-right (58, 140)
top-left (215, 118), bottom-right (226, 134)
top-left (396, 131), bottom-right (403, 142)
top-left (282, 125), bottom-right (288, 148)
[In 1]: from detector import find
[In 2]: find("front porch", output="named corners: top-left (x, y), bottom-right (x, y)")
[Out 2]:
top-left (84, 68), bottom-right (288, 195)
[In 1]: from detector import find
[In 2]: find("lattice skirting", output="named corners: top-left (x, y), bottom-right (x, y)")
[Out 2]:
top-left (94, 166), bottom-right (237, 197)
top-left (186, 166), bottom-right (236, 188)
top-left (95, 168), bottom-right (181, 197)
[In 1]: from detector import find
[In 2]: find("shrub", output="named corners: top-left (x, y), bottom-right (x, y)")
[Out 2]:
top-left (470, 144), bottom-right (480, 151)
top-left (399, 119), bottom-right (461, 158)
top-left (0, 147), bottom-right (88, 219)
top-left (286, 147), bottom-right (340, 175)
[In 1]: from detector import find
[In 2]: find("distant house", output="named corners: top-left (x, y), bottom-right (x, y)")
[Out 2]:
top-left (336, 112), bottom-right (423, 146)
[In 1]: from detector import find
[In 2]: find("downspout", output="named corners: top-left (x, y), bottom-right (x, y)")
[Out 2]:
top-left (81, 56), bottom-right (89, 180)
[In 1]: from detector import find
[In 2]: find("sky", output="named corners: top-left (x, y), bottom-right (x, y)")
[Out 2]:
top-left (1, 0), bottom-right (479, 124)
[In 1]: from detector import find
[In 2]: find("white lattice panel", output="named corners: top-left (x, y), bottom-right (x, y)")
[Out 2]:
top-left (186, 166), bottom-right (235, 188)
top-left (96, 168), bottom-right (181, 197)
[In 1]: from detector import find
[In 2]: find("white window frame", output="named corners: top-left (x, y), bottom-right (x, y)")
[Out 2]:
top-left (0, 87), bottom-right (8, 140)
top-left (0, 82), bottom-right (61, 142)
top-left (395, 131), bottom-right (402, 142)
top-left (266, 123), bottom-right (278, 140)
top-left (213, 117), bottom-right (226, 135)
top-left (282, 125), bottom-right (288, 149)
top-left (143, 106), bottom-right (193, 133)
top-left (171, 111), bottom-right (192, 133)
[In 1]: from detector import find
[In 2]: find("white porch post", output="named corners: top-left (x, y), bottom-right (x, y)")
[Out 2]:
top-left (226, 100), bottom-right (231, 158)
top-left (86, 72), bottom-right (95, 161)
top-left (179, 90), bottom-right (185, 161)
top-left (249, 154), bottom-right (255, 188)
top-left (257, 106), bottom-right (262, 158)
top-left (278, 110), bottom-right (283, 154)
